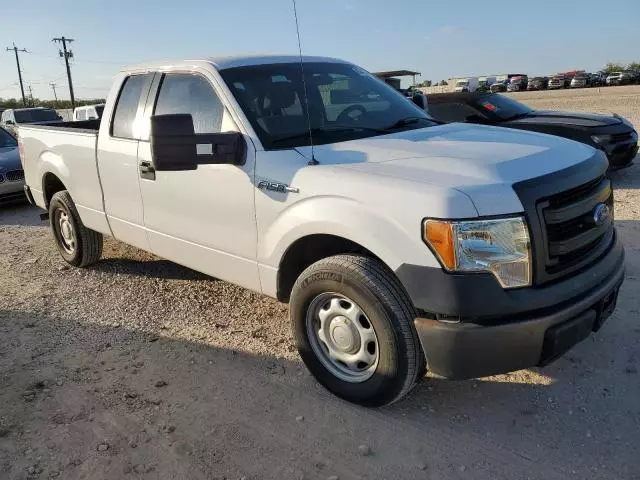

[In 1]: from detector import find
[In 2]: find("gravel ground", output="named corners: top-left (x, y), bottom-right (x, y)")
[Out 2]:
top-left (1, 87), bottom-right (639, 480)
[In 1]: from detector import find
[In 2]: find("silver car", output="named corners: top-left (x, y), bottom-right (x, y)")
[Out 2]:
top-left (0, 127), bottom-right (25, 203)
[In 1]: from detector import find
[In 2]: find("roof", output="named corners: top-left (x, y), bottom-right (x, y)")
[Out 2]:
top-left (124, 54), bottom-right (348, 73)
top-left (373, 70), bottom-right (420, 78)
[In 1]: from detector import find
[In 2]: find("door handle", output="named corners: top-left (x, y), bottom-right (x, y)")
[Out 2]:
top-left (139, 161), bottom-right (156, 180)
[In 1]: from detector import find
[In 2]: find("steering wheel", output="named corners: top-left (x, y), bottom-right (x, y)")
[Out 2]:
top-left (336, 105), bottom-right (367, 124)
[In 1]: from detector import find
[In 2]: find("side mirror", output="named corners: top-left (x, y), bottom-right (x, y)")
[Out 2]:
top-left (150, 114), bottom-right (246, 171)
top-left (412, 94), bottom-right (427, 110)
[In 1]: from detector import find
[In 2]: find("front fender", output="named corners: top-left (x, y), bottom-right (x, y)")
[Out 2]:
top-left (259, 195), bottom-right (441, 271)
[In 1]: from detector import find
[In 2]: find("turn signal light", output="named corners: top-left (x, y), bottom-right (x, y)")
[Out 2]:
top-left (423, 220), bottom-right (456, 270)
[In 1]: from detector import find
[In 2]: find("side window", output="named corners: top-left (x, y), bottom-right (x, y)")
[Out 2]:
top-left (111, 75), bottom-right (149, 139)
top-left (78, 109), bottom-right (87, 121)
top-left (154, 73), bottom-right (223, 134)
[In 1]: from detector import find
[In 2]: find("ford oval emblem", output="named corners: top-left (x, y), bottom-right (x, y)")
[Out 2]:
top-left (593, 203), bottom-right (611, 226)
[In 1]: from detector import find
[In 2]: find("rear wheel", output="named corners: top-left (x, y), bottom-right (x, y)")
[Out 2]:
top-left (49, 190), bottom-right (103, 267)
top-left (290, 254), bottom-right (425, 406)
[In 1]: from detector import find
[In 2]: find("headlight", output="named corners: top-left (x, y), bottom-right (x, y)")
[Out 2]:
top-left (423, 217), bottom-right (532, 288)
top-left (591, 134), bottom-right (612, 144)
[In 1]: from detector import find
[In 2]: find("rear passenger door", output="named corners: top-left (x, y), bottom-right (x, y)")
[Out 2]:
top-left (97, 73), bottom-right (154, 251)
top-left (137, 71), bottom-right (260, 291)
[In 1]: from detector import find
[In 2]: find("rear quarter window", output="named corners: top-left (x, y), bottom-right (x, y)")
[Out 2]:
top-left (111, 75), bottom-right (150, 139)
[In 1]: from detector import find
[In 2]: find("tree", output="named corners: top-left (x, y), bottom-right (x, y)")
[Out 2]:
top-left (602, 62), bottom-right (626, 74)
top-left (438, 80), bottom-right (448, 86)
top-left (1, 97), bottom-right (105, 110)
top-left (416, 80), bottom-right (432, 88)
top-left (627, 61), bottom-right (640, 73)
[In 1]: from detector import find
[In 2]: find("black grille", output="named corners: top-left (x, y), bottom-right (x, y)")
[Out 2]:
top-left (610, 132), bottom-right (632, 143)
top-left (5, 169), bottom-right (24, 182)
top-left (537, 176), bottom-right (614, 277)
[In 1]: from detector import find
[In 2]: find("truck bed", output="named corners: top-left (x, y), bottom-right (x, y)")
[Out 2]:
top-left (19, 121), bottom-right (107, 234)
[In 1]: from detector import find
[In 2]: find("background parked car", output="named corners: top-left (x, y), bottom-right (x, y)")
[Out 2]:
top-left (0, 127), bottom-right (25, 204)
top-left (606, 72), bottom-right (633, 86)
top-left (548, 75), bottom-right (566, 89)
top-left (426, 92), bottom-right (638, 169)
top-left (507, 75), bottom-right (528, 92)
top-left (571, 73), bottom-right (590, 88)
top-left (589, 72), bottom-right (605, 86)
top-left (527, 76), bottom-right (548, 90)
top-left (0, 107), bottom-right (62, 135)
top-left (490, 80), bottom-right (508, 93)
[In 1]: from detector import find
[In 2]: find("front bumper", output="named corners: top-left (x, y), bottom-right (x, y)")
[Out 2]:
top-left (0, 177), bottom-right (26, 203)
top-left (398, 233), bottom-right (625, 379)
top-left (602, 134), bottom-right (638, 169)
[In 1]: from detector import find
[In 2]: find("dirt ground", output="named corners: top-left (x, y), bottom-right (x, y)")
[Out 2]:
top-left (1, 87), bottom-right (639, 480)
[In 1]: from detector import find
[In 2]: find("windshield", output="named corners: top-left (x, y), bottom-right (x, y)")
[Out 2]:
top-left (220, 62), bottom-right (435, 149)
top-left (470, 94), bottom-right (533, 121)
top-left (14, 109), bottom-right (60, 123)
top-left (0, 127), bottom-right (17, 148)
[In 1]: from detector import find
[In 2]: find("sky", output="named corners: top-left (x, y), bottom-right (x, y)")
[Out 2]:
top-left (1, 0), bottom-right (639, 101)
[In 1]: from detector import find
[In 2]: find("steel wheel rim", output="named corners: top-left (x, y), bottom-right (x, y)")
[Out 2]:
top-left (306, 292), bottom-right (379, 383)
top-left (57, 210), bottom-right (75, 254)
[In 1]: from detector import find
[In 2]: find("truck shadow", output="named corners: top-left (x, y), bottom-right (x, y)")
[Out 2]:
top-left (91, 257), bottom-right (210, 282)
top-left (1, 302), bottom-right (638, 479)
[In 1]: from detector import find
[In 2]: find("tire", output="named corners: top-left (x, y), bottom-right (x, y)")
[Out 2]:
top-left (290, 254), bottom-right (426, 407)
top-left (49, 190), bottom-right (103, 267)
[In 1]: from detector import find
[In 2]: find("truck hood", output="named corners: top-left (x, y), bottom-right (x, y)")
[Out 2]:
top-left (0, 146), bottom-right (21, 170)
top-left (508, 110), bottom-right (622, 128)
top-left (296, 123), bottom-right (598, 216)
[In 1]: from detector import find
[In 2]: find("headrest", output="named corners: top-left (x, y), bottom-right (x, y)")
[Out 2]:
top-left (266, 82), bottom-right (296, 110)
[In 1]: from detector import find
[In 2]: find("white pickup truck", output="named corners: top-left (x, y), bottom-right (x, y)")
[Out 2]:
top-left (19, 55), bottom-right (625, 406)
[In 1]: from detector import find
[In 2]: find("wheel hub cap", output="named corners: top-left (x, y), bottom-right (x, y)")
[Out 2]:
top-left (329, 316), bottom-right (360, 353)
top-left (305, 293), bottom-right (379, 383)
top-left (57, 211), bottom-right (75, 254)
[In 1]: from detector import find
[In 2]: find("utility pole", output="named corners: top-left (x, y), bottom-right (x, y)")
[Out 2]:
top-left (5, 42), bottom-right (28, 106)
top-left (52, 36), bottom-right (75, 109)
top-left (50, 82), bottom-right (59, 104)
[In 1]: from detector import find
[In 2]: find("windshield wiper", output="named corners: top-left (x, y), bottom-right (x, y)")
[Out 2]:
top-left (382, 116), bottom-right (430, 131)
top-left (271, 125), bottom-right (385, 145)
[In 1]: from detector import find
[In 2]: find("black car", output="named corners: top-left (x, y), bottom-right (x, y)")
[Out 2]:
top-left (527, 76), bottom-right (548, 90)
top-left (426, 92), bottom-right (638, 169)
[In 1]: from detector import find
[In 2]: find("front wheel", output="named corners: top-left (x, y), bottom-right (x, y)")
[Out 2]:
top-left (290, 254), bottom-right (425, 406)
top-left (49, 190), bottom-right (103, 267)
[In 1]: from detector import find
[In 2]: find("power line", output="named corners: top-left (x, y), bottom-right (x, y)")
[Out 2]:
top-left (5, 42), bottom-right (29, 106)
top-left (52, 36), bottom-right (76, 109)
top-left (50, 82), bottom-right (59, 104)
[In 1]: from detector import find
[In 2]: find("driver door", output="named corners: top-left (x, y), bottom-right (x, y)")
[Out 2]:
top-left (137, 71), bottom-right (260, 291)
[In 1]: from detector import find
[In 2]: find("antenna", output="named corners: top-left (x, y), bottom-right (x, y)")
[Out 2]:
top-left (291, 0), bottom-right (319, 166)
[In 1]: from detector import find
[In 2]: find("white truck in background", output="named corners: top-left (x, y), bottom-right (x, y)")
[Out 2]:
top-left (18, 55), bottom-right (625, 406)
top-left (72, 104), bottom-right (105, 121)
top-left (453, 77), bottom-right (479, 92)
